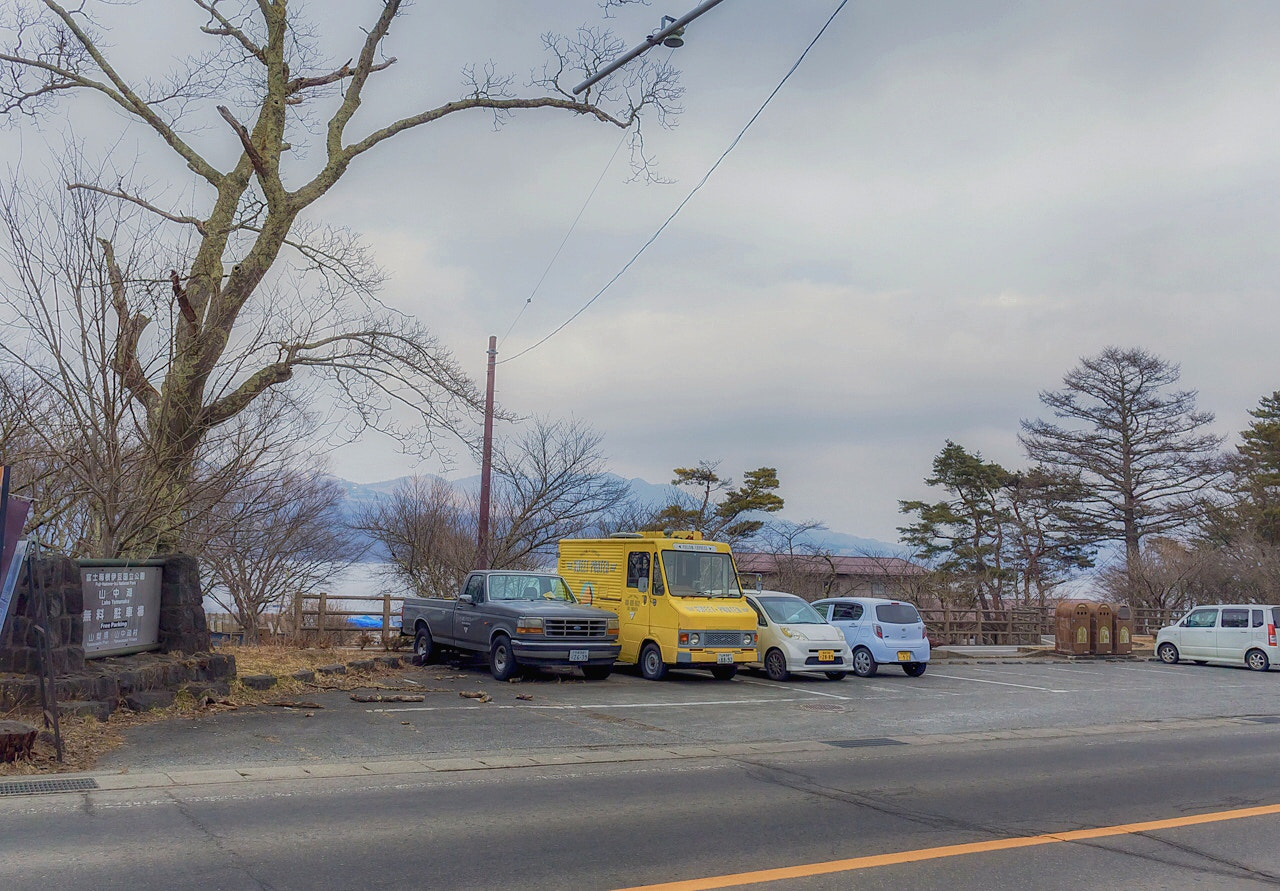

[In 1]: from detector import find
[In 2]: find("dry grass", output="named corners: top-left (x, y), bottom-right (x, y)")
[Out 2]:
top-left (1, 644), bottom-right (420, 777)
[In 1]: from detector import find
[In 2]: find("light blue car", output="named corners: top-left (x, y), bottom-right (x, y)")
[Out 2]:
top-left (810, 597), bottom-right (930, 677)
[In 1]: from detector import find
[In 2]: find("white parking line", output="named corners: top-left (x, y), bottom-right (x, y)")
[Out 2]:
top-left (740, 679), bottom-right (852, 700)
top-left (928, 673), bottom-right (1071, 693)
top-left (369, 697), bottom-right (820, 714)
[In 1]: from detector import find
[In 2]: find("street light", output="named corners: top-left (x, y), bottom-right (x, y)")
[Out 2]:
top-left (572, 0), bottom-right (728, 95)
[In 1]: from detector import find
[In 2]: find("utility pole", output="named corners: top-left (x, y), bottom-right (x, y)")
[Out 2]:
top-left (572, 0), bottom-right (728, 95)
top-left (476, 336), bottom-right (497, 570)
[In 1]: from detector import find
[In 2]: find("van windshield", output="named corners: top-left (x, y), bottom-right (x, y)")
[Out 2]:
top-left (660, 551), bottom-right (741, 598)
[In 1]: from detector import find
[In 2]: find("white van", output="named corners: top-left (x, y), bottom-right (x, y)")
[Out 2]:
top-left (1155, 604), bottom-right (1280, 672)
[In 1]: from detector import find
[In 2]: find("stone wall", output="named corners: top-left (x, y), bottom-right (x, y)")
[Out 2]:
top-left (0, 553), bottom-right (225, 716)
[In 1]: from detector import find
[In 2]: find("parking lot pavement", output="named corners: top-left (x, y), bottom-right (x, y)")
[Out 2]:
top-left (89, 657), bottom-right (1279, 776)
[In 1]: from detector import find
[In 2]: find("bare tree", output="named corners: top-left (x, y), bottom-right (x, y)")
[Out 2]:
top-left (1020, 347), bottom-right (1225, 595)
top-left (354, 475), bottom-right (474, 599)
top-left (193, 466), bottom-right (358, 644)
top-left (484, 417), bottom-right (631, 569)
top-left (358, 418), bottom-right (630, 590)
top-left (0, 1), bottom-right (682, 553)
top-left (744, 520), bottom-right (837, 599)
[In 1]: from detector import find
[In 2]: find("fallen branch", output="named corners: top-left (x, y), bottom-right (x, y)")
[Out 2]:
top-left (349, 693), bottom-right (426, 703)
top-left (266, 701), bottom-right (325, 709)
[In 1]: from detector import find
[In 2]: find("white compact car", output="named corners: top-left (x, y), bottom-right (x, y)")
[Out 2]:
top-left (810, 596), bottom-right (931, 677)
top-left (1155, 604), bottom-right (1280, 671)
top-left (744, 591), bottom-right (854, 681)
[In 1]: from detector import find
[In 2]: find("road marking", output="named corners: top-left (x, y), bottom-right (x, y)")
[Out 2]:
top-left (929, 672), bottom-right (1070, 693)
top-left (612, 802), bottom-right (1280, 891)
top-left (740, 679), bottom-right (851, 700)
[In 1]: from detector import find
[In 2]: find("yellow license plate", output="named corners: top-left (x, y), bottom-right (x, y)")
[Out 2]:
top-left (818, 650), bottom-right (834, 662)
top-left (897, 651), bottom-right (912, 661)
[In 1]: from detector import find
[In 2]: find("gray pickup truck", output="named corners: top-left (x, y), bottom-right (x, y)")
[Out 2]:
top-left (401, 570), bottom-right (621, 680)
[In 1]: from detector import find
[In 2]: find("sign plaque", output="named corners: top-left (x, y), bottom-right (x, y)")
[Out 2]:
top-left (80, 566), bottom-right (163, 657)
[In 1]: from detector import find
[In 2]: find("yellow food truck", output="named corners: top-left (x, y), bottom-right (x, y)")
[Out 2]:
top-left (557, 531), bottom-right (758, 680)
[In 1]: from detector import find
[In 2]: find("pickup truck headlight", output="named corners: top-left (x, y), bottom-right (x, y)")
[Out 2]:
top-left (606, 617), bottom-right (619, 637)
top-left (516, 617), bottom-right (544, 635)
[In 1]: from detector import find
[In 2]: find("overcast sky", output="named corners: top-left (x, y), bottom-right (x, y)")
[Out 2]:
top-left (5, 1), bottom-right (1279, 544)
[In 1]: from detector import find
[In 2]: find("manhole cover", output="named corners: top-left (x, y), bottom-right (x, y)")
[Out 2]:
top-left (0, 777), bottom-right (99, 797)
top-left (798, 702), bottom-right (845, 712)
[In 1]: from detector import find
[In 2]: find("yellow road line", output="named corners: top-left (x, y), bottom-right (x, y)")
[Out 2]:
top-left (612, 803), bottom-right (1280, 891)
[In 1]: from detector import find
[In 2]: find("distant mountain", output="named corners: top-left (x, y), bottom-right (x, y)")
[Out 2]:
top-left (333, 473), bottom-right (903, 559)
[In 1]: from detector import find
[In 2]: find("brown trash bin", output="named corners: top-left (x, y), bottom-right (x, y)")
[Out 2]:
top-left (1055, 600), bottom-right (1092, 655)
top-left (1091, 602), bottom-right (1114, 655)
top-left (1112, 604), bottom-right (1133, 655)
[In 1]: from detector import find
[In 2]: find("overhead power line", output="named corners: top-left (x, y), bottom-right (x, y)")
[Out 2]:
top-left (501, 0), bottom-right (850, 366)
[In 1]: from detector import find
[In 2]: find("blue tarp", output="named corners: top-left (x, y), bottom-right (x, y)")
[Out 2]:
top-left (346, 614), bottom-right (400, 629)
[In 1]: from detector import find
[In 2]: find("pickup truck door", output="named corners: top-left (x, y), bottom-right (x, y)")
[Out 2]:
top-left (455, 574), bottom-right (487, 650)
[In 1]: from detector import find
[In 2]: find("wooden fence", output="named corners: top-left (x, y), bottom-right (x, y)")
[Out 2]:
top-left (207, 591), bottom-right (408, 647)
top-left (918, 605), bottom-right (1178, 645)
top-left (208, 598), bottom-right (1181, 649)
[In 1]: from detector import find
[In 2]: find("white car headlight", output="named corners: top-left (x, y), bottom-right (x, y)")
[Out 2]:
top-left (781, 626), bottom-right (809, 641)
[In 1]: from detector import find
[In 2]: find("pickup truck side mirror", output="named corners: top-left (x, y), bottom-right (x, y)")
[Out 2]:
top-left (458, 593), bottom-right (473, 604)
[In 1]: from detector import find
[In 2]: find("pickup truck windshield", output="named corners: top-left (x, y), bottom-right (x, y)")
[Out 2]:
top-left (660, 551), bottom-right (741, 598)
top-left (487, 573), bottom-right (576, 602)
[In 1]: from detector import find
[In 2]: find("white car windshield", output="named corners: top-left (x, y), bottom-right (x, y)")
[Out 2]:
top-left (760, 597), bottom-right (826, 625)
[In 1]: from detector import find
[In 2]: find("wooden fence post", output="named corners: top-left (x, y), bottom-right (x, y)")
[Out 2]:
top-left (382, 592), bottom-right (392, 649)
top-left (318, 592), bottom-right (328, 645)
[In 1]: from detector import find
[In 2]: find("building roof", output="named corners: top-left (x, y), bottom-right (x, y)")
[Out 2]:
top-left (735, 553), bottom-right (925, 577)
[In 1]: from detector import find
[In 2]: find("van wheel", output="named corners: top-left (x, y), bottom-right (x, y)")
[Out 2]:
top-left (1246, 649), bottom-right (1270, 672)
top-left (489, 635), bottom-right (518, 681)
top-left (640, 643), bottom-right (668, 681)
top-left (413, 626), bottom-right (435, 665)
top-left (903, 662), bottom-right (927, 677)
top-left (1157, 642), bottom-right (1179, 664)
top-left (852, 647), bottom-right (878, 678)
top-left (711, 665), bottom-right (738, 681)
top-left (764, 648), bottom-right (789, 682)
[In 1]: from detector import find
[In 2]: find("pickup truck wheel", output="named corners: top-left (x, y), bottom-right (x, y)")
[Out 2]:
top-left (413, 626), bottom-right (435, 665)
top-left (489, 635), bottom-right (518, 681)
top-left (581, 665), bottom-right (612, 681)
top-left (639, 643), bottom-right (668, 681)
top-left (710, 665), bottom-right (737, 681)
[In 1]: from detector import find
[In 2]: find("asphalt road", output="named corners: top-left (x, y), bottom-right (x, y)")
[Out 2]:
top-left (3, 659), bottom-right (1280, 890)
top-left (4, 720), bottom-right (1280, 889)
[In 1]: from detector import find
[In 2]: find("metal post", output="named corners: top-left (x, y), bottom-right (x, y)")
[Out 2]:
top-left (476, 336), bottom-right (497, 570)
top-left (573, 0), bottom-right (729, 95)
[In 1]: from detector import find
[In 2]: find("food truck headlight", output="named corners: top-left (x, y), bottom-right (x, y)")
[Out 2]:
top-left (744, 632), bottom-right (756, 647)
